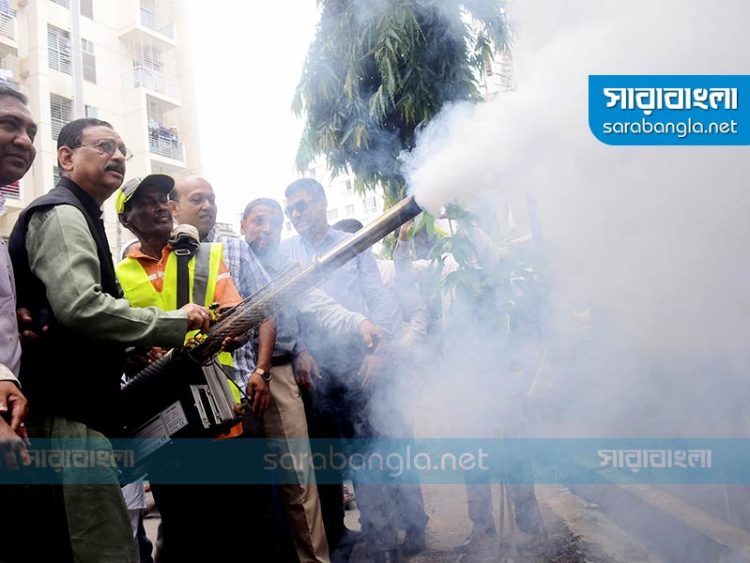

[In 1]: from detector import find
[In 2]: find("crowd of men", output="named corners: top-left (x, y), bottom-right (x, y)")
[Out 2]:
top-left (0, 86), bottom-right (546, 563)
top-left (0, 86), bottom-right (440, 563)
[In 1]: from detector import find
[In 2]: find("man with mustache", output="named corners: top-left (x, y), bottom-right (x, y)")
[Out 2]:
top-left (8, 118), bottom-right (212, 563)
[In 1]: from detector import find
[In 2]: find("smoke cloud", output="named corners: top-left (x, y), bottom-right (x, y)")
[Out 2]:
top-left (401, 0), bottom-right (750, 439)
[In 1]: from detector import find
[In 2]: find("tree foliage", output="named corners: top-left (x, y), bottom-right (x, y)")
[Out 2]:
top-left (294, 0), bottom-right (510, 206)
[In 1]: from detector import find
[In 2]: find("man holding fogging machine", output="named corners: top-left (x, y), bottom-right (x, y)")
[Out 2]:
top-left (8, 118), bottom-right (212, 563)
top-left (115, 174), bottom-right (277, 562)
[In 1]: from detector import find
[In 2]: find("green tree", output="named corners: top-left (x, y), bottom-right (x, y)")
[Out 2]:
top-left (294, 0), bottom-right (510, 206)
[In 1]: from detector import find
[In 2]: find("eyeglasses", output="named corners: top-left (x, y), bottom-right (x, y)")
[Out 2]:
top-left (285, 200), bottom-right (310, 216)
top-left (77, 139), bottom-right (133, 161)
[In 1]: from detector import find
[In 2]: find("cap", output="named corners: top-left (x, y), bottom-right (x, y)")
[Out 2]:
top-left (115, 174), bottom-right (175, 213)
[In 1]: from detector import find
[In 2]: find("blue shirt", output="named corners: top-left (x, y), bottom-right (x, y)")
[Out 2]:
top-left (279, 228), bottom-right (397, 334)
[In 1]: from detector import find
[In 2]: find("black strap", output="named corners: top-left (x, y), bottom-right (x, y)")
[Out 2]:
top-left (175, 250), bottom-right (191, 308)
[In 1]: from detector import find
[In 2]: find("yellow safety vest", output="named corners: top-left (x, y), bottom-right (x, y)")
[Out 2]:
top-left (116, 242), bottom-right (240, 403)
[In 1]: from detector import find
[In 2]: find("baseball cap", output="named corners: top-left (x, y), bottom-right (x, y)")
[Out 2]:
top-left (115, 174), bottom-right (175, 213)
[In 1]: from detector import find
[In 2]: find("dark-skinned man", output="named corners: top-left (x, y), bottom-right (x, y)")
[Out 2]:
top-left (8, 118), bottom-right (211, 563)
top-left (0, 86), bottom-right (35, 563)
top-left (116, 174), bottom-right (275, 562)
top-left (0, 86), bottom-right (33, 468)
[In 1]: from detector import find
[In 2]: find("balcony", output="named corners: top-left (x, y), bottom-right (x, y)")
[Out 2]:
top-left (148, 123), bottom-right (184, 161)
top-left (140, 8), bottom-right (175, 40)
top-left (119, 2), bottom-right (176, 48)
top-left (0, 8), bottom-right (16, 42)
top-left (133, 65), bottom-right (180, 99)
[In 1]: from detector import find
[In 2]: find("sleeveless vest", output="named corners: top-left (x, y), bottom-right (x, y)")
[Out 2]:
top-left (8, 179), bottom-right (125, 436)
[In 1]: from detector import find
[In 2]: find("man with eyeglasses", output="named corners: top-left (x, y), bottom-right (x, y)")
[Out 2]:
top-left (8, 118), bottom-right (212, 563)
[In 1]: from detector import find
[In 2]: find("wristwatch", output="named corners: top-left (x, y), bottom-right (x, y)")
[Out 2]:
top-left (254, 367), bottom-right (272, 382)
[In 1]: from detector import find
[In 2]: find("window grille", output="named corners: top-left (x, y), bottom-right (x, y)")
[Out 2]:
top-left (48, 25), bottom-right (71, 75)
top-left (50, 93), bottom-right (72, 140)
top-left (81, 38), bottom-right (96, 83)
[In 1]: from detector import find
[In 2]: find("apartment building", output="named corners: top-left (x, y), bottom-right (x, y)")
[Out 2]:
top-left (0, 0), bottom-right (202, 253)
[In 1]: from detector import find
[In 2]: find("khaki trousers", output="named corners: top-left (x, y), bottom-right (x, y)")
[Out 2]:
top-left (263, 363), bottom-right (330, 563)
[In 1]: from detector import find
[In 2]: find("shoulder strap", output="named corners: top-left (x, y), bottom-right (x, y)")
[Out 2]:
top-left (191, 243), bottom-right (213, 307)
top-left (174, 243), bottom-right (197, 308)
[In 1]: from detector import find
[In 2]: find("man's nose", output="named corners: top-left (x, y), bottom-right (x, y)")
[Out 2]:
top-left (13, 130), bottom-right (34, 150)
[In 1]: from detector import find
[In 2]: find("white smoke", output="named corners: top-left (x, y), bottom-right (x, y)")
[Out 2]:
top-left (402, 0), bottom-right (750, 438)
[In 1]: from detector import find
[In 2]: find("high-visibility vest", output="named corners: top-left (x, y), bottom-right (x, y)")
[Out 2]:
top-left (116, 242), bottom-right (240, 402)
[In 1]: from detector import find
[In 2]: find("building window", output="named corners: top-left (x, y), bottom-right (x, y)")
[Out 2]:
top-left (345, 179), bottom-right (353, 193)
top-left (327, 209), bottom-right (339, 222)
top-left (48, 25), bottom-right (71, 75)
top-left (50, 93), bottom-right (72, 140)
top-left (50, 0), bottom-right (70, 8)
top-left (85, 104), bottom-right (97, 118)
top-left (365, 196), bottom-right (377, 210)
top-left (81, 38), bottom-right (96, 83)
top-left (79, 0), bottom-right (93, 18)
top-left (345, 204), bottom-right (355, 216)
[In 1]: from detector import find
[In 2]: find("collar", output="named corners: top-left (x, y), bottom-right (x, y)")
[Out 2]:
top-left (303, 226), bottom-right (337, 251)
top-left (125, 241), bottom-right (173, 262)
top-left (58, 177), bottom-right (104, 219)
top-left (203, 226), bottom-right (220, 243)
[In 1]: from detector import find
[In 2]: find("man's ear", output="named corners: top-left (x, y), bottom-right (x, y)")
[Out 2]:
top-left (168, 199), bottom-right (178, 217)
top-left (58, 146), bottom-right (75, 172)
top-left (239, 218), bottom-right (246, 235)
top-left (118, 212), bottom-right (131, 230)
